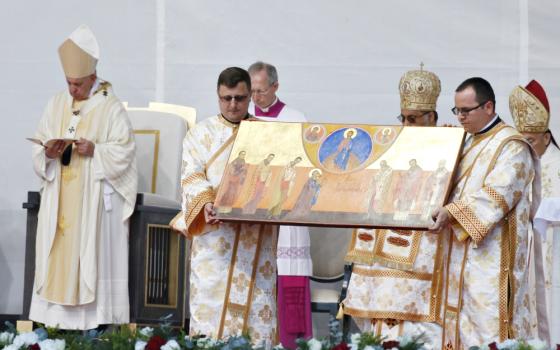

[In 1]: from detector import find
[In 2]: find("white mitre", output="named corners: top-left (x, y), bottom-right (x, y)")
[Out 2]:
top-left (58, 24), bottom-right (99, 78)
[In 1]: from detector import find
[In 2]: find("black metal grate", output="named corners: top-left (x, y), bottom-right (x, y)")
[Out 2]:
top-left (146, 225), bottom-right (171, 305)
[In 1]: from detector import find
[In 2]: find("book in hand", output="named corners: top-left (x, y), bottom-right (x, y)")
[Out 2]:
top-left (26, 138), bottom-right (77, 148)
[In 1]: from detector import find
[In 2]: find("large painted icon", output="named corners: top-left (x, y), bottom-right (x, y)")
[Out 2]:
top-left (214, 121), bottom-right (465, 230)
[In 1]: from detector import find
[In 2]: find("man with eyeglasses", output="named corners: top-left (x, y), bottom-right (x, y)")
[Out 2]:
top-left (172, 67), bottom-right (277, 345)
top-left (247, 61), bottom-right (313, 348)
top-left (510, 80), bottom-right (559, 345)
top-left (248, 61), bottom-right (305, 121)
top-left (343, 66), bottom-right (445, 349)
top-left (430, 77), bottom-right (539, 348)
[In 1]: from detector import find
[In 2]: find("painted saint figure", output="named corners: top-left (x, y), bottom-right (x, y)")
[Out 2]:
top-left (285, 169), bottom-right (322, 219)
top-left (268, 156), bottom-right (302, 218)
top-left (367, 160), bottom-right (393, 217)
top-left (393, 158), bottom-right (423, 220)
top-left (334, 128), bottom-right (357, 170)
top-left (420, 159), bottom-right (449, 220)
top-left (242, 153), bottom-right (275, 214)
top-left (305, 125), bottom-right (324, 143)
top-left (217, 150), bottom-right (248, 213)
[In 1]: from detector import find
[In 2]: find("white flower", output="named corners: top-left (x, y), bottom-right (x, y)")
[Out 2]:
top-left (497, 339), bottom-right (519, 350)
top-left (12, 331), bottom-right (39, 347)
top-left (0, 331), bottom-right (15, 344)
top-left (350, 333), bottom-right (361, 345)
top-left (135, 340), bottom-right (147, 350)
top-left (398, 334), bottom-right (413, 347)
top-left (3, 345), bottom-right (20, 350)
top-left (38, 338), bottom-right (66, 350)
top-left (307, 338), bottom-right (322, 350)
top-left (139, 327), bottom-right (154, 337)
top-left (161, 339), bottom-right (181, 350)
top-left (526, 339), bottom-right (547, 350)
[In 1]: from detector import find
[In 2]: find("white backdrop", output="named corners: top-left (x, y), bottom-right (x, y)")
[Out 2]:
top-left (1, 0), bottom-right (559, 314)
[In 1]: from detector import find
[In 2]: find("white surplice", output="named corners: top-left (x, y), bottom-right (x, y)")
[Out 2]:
top-left (249, 101), bottom-right (312, 276)
top-left (532, 143), bottom-right (560, 345)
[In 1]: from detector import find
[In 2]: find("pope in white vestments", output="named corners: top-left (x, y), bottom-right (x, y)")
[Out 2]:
top-left (343, 67), bottom-right (444, 350)
top-left (172, 67), bottom-right (277, 346)
top-left (29, 25), bottom-right (137, 330)
top-left (510, 80), bottom-right (560, 345)
top-left (431, 77), bottom-right (538, 349)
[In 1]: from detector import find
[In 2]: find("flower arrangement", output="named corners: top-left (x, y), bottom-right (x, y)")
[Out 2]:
top-left (469, 339), bottom-right (559, 350)
top-left (0, 318), bottom-right (556, 350)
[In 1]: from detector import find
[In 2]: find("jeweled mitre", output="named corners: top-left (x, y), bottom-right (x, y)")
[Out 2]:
top-left (510, 80), bottom-right (550, 133)
top-left (399, 66), bottom-right (441, 112)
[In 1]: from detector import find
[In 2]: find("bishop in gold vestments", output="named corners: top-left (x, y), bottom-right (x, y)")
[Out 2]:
top-left (343, 66), bottom-right (446, 350)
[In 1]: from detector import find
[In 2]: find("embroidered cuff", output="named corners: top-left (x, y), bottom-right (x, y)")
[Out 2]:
top-left (185, 189), bottom-right (217, 237)
top-left (445, 200), bottom-right (488, 244)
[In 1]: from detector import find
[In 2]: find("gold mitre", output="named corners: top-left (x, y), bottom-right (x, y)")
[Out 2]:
top-left (399, 64), bottom-right (441, 111)
top-left (58, 24), bottom-right (99, 78)
top-left (509, 80), bottom-right (550, 133)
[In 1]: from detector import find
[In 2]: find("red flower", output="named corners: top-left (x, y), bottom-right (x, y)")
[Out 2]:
top-left (27, 344), bottom-right (40, 350)
top-left (382, 340), bottom-right (400, 349)
top-left (146, 335), bottom-right (167, 350)
top-left (488, 342), bottom-right (498, 350)
top-left (332, 342), bottom-right (350, 350)
top-left (556, 344), bottom-right (560, 350)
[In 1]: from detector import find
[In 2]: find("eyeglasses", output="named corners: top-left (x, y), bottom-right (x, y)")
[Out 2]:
top-left (451, 101), bottom-right (488, 116)
top-left (397, 111), bottom-right (431, 124)
top-left (219, 94), bottom-right (249, 103)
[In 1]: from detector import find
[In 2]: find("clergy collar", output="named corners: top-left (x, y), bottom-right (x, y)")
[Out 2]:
top-left (475, 114), bottom-right (501, 135)
top-left (259, 97), bottom-right (278, 113)
top-left (254, 98), bottom-right (286, 118)
top-left (219, 113), bottom-right (250, 127)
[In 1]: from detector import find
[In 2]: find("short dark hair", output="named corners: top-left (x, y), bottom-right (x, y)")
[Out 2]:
top-left (217, 67), bottom-right (251, 91)
top-left (455, 77), bottom-right (496, 111)
top-left (432, 110), bottom-right (439, 123)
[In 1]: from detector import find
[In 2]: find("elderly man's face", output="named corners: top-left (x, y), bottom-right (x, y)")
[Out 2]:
top-left (250, 69), bottom-right (278, 109)
top-left (522, 132), bottom-right (550, 157)
top-left (218, 82), bottom-right (251, 122)
top-left (66, 74), bottom-right (96, 101)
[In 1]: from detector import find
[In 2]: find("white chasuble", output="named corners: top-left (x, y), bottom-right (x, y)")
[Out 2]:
top-left (442, 123), bottom-right (538, 349)
top-left (343, 226), bottom-right (445, 350)
top-left (172, 115), bottom-right (277, 346)
top-left (29, 82), bottom-right (137, 329)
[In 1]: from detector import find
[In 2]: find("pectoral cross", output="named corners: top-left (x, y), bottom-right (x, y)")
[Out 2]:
top-left (68, 126), bottom-right (75, 134)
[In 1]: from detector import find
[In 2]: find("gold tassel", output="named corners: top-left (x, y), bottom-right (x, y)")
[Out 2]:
top-left (336, 304), bottom-right (344, 320)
